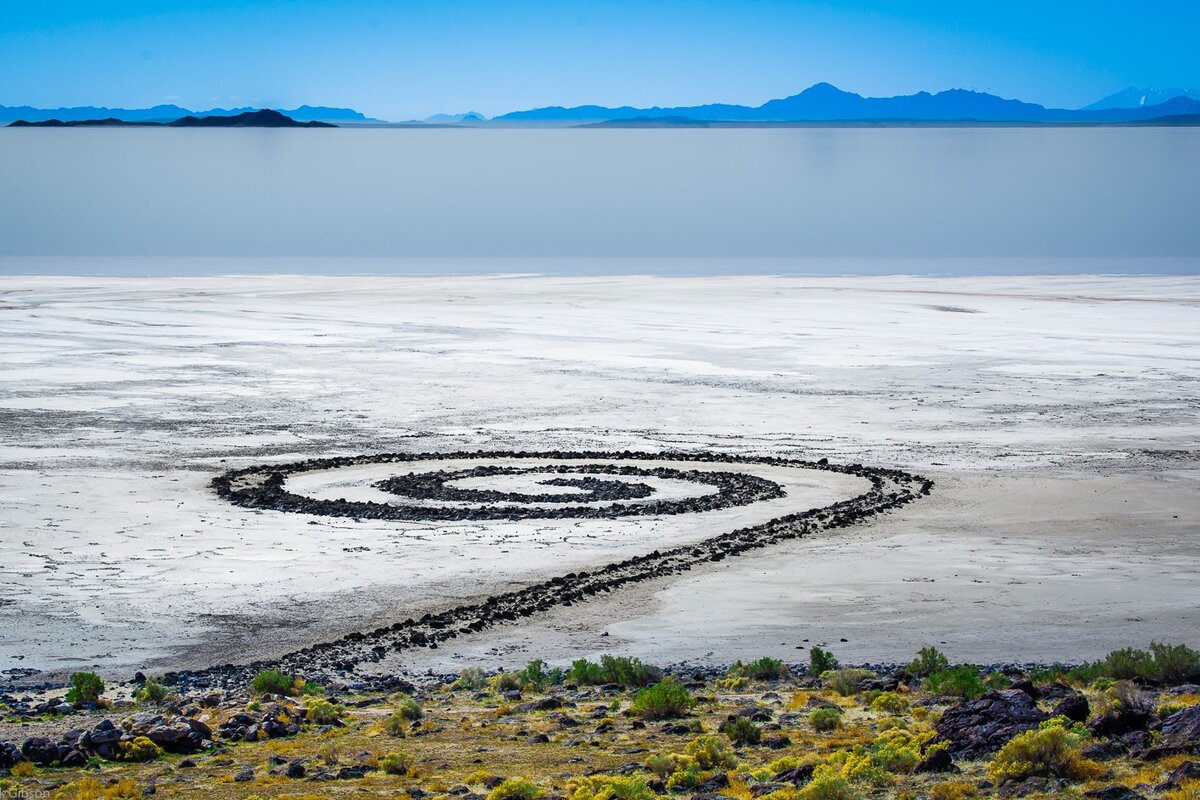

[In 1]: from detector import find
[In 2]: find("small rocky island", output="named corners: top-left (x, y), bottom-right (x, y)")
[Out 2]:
top-left (8, 109), bottom-right (335, 128)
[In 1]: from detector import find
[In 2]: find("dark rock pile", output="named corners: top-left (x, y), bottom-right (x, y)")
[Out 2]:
top-left (218, 455), bottom-right (789, 521)
top-left (218, 700), bottom-right (305, 741)
top-left (167, 451), bottom-right (932, 689)
top-left (934, 689), bottom-right (1050, 758)
top-left (3, 713), bottom-right (214, 767)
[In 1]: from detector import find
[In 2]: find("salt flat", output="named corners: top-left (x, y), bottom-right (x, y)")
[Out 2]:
top-left (1, 274), bottom-right (1197, 683)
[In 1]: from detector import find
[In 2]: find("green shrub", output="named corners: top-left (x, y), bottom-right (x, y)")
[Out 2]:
top-left (1079, 643), bottom-right (1200, 685)
top-left (119, 736), bottom-right (162, 762)
top-left (517, 659), bottom-right (548, 688)
top-left (382, 711), bottom-right (409, 737)
top-left (870, 691), bottom-right (910, 714)
top-left (720, 715), bottom-right (762, 746)
top-left (985, 672), bottom-right (1012, 690)
top-left (250, 669), bottom-right (299, 696)
top-left (798, 764), bottom-right (853, 800)
top-left (1149, 642), bottom-right (1200, 684)
top-left (810, 707), bottom-right (843, 732)
top-left (822, 667), bottom-right (874, 696)
top-left (729, 657), bottom-right (786, 681)
top-left (633, 677), bottom-right (694, 719)
top-left (907, 646), bottom-right (950, 678)
top-left (395, 697), bottom-right (423, 720)
top-left (1068, 663), bottom-right (1109, 685)
top-left (486, 778), bottom-right (544, 800)
top-left (379, 751), bottom-right (414, 776)
top-left (567, 656), bottom-right (660, 688)
top-left (66, 672), bottom-right (104, 704)
top-left (135, 676), bottom-right (168, 703)
top-left (304, 697), bottom-right (344, 725)
top-left (686, 735), bottom-right (739, 770)
top-left (665, 762), bottom-right (708, 791)
top-left (490, 672), bottom-right (522, 692)
top-left (925, 665), bottom-right (987, 700)
top-left (567, 658), bottom-right (605, 685)
top-left (456, 667), bottom-right (487, 691)
top-left (987, 724), bottom-right (1104, 783)
top-left (567, 775), bottom-right (656, 800)
top-left (644, 754), bottom-right (675, 780)
top-left (600, 655), bottom-right (660, 687)
top-left (809, 647), bottom-right (839, 676)
top-left (1102, 647), bottom-right (1156, 681)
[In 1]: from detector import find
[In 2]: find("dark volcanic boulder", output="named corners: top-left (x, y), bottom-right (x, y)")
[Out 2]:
top-left (1089, 704), bottom-right (1151, 738)
top-left (1083, 787), bottom-right (1145, 800)
top-left (20, 737), bottom-right (59, 765)
top-left (914, 747), bottom-right (958, 773)
top-left (934, 689), bottom-right (1049, 758)
top-left (1161, 706), bottom-right (1200, 750)
top-left (59, 748), bottom-right (88, 767)
top-left (1052, 693), bottom-right (1090, 723)
top-left (1156, 760), bottom-right (1200, 791)
top-left (1082, 730), bottom-right (1150, 761)
top-left (0, 741), bottom-right (27, 768)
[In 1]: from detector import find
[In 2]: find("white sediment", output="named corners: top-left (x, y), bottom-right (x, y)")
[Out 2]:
top-left (0, 273), bottom-right (1197, 680)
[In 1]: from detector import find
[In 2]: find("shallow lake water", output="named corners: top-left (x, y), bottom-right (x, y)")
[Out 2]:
top-left (0, 127), bottom-right (1197, 273)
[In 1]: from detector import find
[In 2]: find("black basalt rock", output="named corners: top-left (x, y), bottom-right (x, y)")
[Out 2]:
top-left (934, 689), bottom-right (1049, 758)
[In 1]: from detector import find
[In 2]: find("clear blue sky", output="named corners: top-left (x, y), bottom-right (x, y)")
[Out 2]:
top-left (1, 0), bottom-right (1197, 119)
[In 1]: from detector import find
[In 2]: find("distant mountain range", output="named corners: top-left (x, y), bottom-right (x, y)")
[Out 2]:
top-left (492, 83), bottom-right (1200, 125)
top-left (9, 110), bottom-right (335, 128)
top-left (5, 85), bottom-right (1200, 127)
top-left (0, 104), bottom-right (378, 124)
top-left (1084, 87), bottom-right (1199, 110)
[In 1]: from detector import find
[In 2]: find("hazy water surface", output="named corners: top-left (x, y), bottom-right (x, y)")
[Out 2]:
top-left (1, 127), bottom-right (1197, 273)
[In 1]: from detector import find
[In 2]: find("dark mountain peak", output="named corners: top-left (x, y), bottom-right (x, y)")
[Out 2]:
top-left (169, 109), bottom-right (335, 127)
top-left (797, 82), bottom-right (856, 98)
top-left (9, 108), bottom-right (337, 128)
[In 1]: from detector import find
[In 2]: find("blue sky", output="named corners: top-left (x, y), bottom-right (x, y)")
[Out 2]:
top-left (1, 0), bottom-right (1197, 119)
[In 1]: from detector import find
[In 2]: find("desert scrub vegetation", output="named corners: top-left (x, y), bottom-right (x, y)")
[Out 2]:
top-left (566, 775), bottom-right (656, 800)
top-left (659, 735), bottom-right (740, 789)
top-left (379, 750), bottom-right (415, 776)
top-left (721, 715), bottom-right (763, 745)
top-left (52, 777), bottom-right (142, 800)
top-left (798, 763), bottom-right (854, 800)
top-left (8, 646), bottom-right (1200, 800)
top-left (632, 676), bottom-right (694, 719)
top-left (907, 645), bottom-right (950, 678)
top-left (394, 697), bottom-right (423, 720)
top-left (1098, 642), bottom-right (1200, 684)
top-left (986, 719), bottom-right (1104, 783)
top-left (924, 664), bottom-right (987, 699)
top-left (568, 655), bottom-right (660, 688)
top-left (821, 667), bottom-right (874, 696)
top-left (303, 696), bottom-right (344, 724)
top-left (517, 659), bottom-right (564, 689)
top-left (456, 666), bottom-right (487, 691)
top-left (250, 668), bottom-right (303, 696)
top-left (810, 706), bottom-right (843, 731)
top-left (65, 671), bottom-right (104, 705)
top-left (809, 646), bottom-right (839, 676)
top-left (118, 736), bottom-right (162, 762)
top-left (486, 777), bottom-right (544, 800)
top-left (134, 675), bottom-right (169, 703)
top-left (870, 691), bottom-right (911, 714)
top-left (490, 671), bottom-right (523, 693)
top-left (728, 656), bottom-right (787, 680)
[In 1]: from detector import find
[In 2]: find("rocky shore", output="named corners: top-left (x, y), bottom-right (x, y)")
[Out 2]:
top-left (2, 646), bottom-right (1197, 800)
top-left (187, 452), bottom-right (930, 690)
